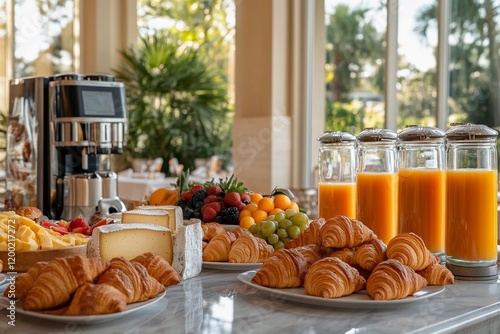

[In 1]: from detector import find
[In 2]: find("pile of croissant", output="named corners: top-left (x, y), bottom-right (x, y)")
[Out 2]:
top-left (202, 223), bottom-right (274, 263)
top-left (4, 252), bottom-right (181, 315)
top-left (252, 215), bottom-right (454, 300)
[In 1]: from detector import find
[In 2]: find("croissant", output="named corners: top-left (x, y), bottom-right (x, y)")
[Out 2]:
top-left (304, 257), bottom-right (366, 298)
top-left (353, 238), bottom-right (387, 271)
top-left (47, 283), bottom-right (127, 316)
top-left (366, 259), bottom-right (427, 300)
top-left (228, 235), bottom-right (274, 263)
top-left (417, 263), bottom-right (454, 285)
top-left (202, 232), bottom-right (236, 262)
top-left (320, 215), bottom-right (375, 248)
top-left (4, 261), bottom-right (49, 300)
top-left (24, 256), bottom-right (110, 311)
top-left (386, 232), bottom-right (436, 271)
top-left (293, 244), bottom-right (324, 267)
top-left (285, 218), bottom-right (326, 249)
top-left (97, 257), bottom-right (165, 304)
top-left (251, 248), bottom-right (309, 288)
top-left (327, 248), bottom-right (357, 267)
top-left (0, 259), bottom-right (3, 272)
top-left (202, 222), bottom-right (226, 241)
top-left (231, 226), bottom-right (252, 239)
top-left (131, 252), bottom-right (181, 286)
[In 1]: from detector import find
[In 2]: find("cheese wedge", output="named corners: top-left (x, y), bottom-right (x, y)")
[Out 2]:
top-left (172, 219), bottom-right (203, 280)
top-left (90, 223), bottom-right (173, 263)
top-left (121, 209), bottom-right (170, 230)
top-left (136, 205), bottom-right (183, 232)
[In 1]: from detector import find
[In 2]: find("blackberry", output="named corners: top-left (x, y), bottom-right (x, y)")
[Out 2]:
top-left (177, 199), bottom-right (188, 209)
top-left (191, 189), bottom-right (208, 206)
top-left (183, 206), bottom-right (195, 219)
top-left (215, 207), bottom-right (240, 225)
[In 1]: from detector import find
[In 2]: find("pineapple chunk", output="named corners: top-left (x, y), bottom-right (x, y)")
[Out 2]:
top-left (50, 238), bottom-right (71, 249)
top-left (16, 225), bottom-right (38, 245)
top-left (15, 238), bottom-right (39, 251)
top-left (0, 241), bottom-right (7, 251)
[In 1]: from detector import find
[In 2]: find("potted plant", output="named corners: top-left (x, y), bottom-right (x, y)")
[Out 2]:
top-left (114, 34), bottom-right (232, 175)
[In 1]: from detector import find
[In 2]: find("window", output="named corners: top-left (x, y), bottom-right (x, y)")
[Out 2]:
top-left (324, 0), bottom-right (500, 133)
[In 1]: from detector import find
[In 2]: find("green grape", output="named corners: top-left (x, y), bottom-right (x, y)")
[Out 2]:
top-left (279, 219), bottom-right (292, 230)
top-left (290, 212), bottom-right (309, 225)
top-left (277, 228), bottom-right (288, 240)
top-left (297, 223), bottom-right (308, 232)
top-left (274, 211), bottom-right (286, 223)
top-left (285, 209), bottom-right (297, 219)
top-left (254, 232), bottom-right (265, 240)
top-left (253, 223), bottom-right (262, 233)
top-left (287, 225), bottom-right (301, 238)
top-left (267, 215), bottom-right (275, 221)
top-left (267, 233), bottom-right (279, 245)
top-left (272, 220), bottom-right (280, 231)
top-left (248, 224), bottom-right (258, 234)
top-left (261, 220), bottom-right (276, 237)
top-left (282, 237), bottom-right (291, 244)
top-left (274, 240), bottom-right (285, 250)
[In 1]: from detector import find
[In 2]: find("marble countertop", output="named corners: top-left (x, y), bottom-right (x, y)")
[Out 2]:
top-left (1, 267), bottom-right (500, 334)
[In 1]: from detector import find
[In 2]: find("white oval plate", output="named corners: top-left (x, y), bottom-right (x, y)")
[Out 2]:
top-left (0, 290), bottom-right (166, 325)
top-left (203, 262), bottom-right (262, 271)
top-left (238, 270), bottom-right (445, 309)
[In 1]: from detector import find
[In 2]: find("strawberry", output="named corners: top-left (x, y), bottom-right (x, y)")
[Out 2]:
top-left (204, 195), bottom-right (219, 204)
top-left (235, 201), bottom-right (246, 212)
top-left (51, 226), bottom-right (69, 235)
top-left (208, 185), bottom-right (223, 196)
top-left (224, 192), bottom-right (242, 207)
top-left (205, 201), bottom-right (222, 213)
top-left (69, 217), bottom-right (89, 232)
top-left (72, 226), bottom-right (91, 235)
top-left (40, 220), bottom-right (59, 229)
top-left (240, 193), bottom-right (251, 203)
top-left (190, 185), bottom-right (204, 193)
top-left (202, 207), bottom-right (218, 222)
top-left (180, 191), bottom-right (193, 201)
top-left (90, 218), bottom-right (107, 235)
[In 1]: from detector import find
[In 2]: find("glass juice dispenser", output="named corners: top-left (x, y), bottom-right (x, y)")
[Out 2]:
top-left (397, 125), bottom-right (446, 258)
top-left (356, 128), bottom-right (398, 245)
top-left (445, 123), bottom-right (498, 281)
top-left (317, 131), bottom-right (357, 220)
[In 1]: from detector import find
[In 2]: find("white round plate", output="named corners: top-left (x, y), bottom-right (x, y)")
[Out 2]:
top-left (0, 291), bottom-right (166, 325)
top-left (203, 262), bottom-right (262, 271)
top-left (238, 270), bottom-right (445, 309)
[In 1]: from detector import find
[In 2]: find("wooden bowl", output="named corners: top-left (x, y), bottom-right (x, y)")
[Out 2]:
top-left (0, 245), bottom-right (88, 272)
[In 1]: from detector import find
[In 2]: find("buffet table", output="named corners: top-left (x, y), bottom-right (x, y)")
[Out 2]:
top-left (1, 267), bottom-right (500, 334)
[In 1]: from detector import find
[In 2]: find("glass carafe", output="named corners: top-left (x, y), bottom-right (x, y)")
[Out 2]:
top-left (397, 125), bottom-right (446, 256)
top-left (356, 128), bottom-right (398, 245)
top-left (445, 123), bottom-right (498, 277)
top-left (317, 131), bottom-right (357, 220)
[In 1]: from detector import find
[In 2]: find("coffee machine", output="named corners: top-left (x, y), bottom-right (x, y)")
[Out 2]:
top-left (5, 73), bottom-right (128, 220)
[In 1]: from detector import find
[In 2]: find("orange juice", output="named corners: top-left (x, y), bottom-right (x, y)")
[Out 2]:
top-left (318, 182), bottom-right (356, 220)
top-left (445, 169), bottom-right (498, 263)
top-left (398, 168), bottom-right (445, 254)
top-left (356, 172), bottom-right (397, 244)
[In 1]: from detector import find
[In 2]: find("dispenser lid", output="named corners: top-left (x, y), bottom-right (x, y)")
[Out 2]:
top-left (445, 123), bottom-right (498, 141)
top-left (397, 125), bottom-right (445, 141)
top-left (317, 131), bottom-right (356, 144)
top-left (357, 128), bottom-right (397, 142)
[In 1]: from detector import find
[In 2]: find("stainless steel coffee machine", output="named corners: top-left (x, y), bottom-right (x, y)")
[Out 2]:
top-left (5, 73), bottom-right (128, 220)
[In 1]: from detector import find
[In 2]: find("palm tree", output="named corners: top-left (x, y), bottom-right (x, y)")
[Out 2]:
top-left (114, 34), bottom-right (232, 174)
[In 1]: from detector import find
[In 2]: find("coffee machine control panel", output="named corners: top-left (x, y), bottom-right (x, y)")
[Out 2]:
top-left (50, 75), bottom-right (127, 155)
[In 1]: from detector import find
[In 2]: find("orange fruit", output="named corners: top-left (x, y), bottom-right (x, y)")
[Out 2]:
top-left (287, 201), bottom-right (299, 212)
top-left (269, 207), bottom-right (284, 215)
top-left (240, 216), bottom-right (255, 229)
top-left (243, 203), bottom-right (258, 213)
top-left (149, 188), bottom-right (169, 205)
top-left (273, 194), bottom-right (292, 210)
top-left (252, 209), bottom-right (268, 223)
top-left (258, 197), bottom-right (275, 213)
top-left (238, 209), bottom-right (252, 221)
top-left (250, 192), bottom-right (263, 203)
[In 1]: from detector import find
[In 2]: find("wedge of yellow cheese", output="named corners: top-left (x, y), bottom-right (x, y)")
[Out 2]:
top-left (121, 209), bottom-right (170, 230)
top-left (89, 223), bottom-right (173, 263)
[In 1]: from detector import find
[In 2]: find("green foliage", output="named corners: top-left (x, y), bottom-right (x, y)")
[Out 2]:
top-left (114, 34), bottom-right (233, 173)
